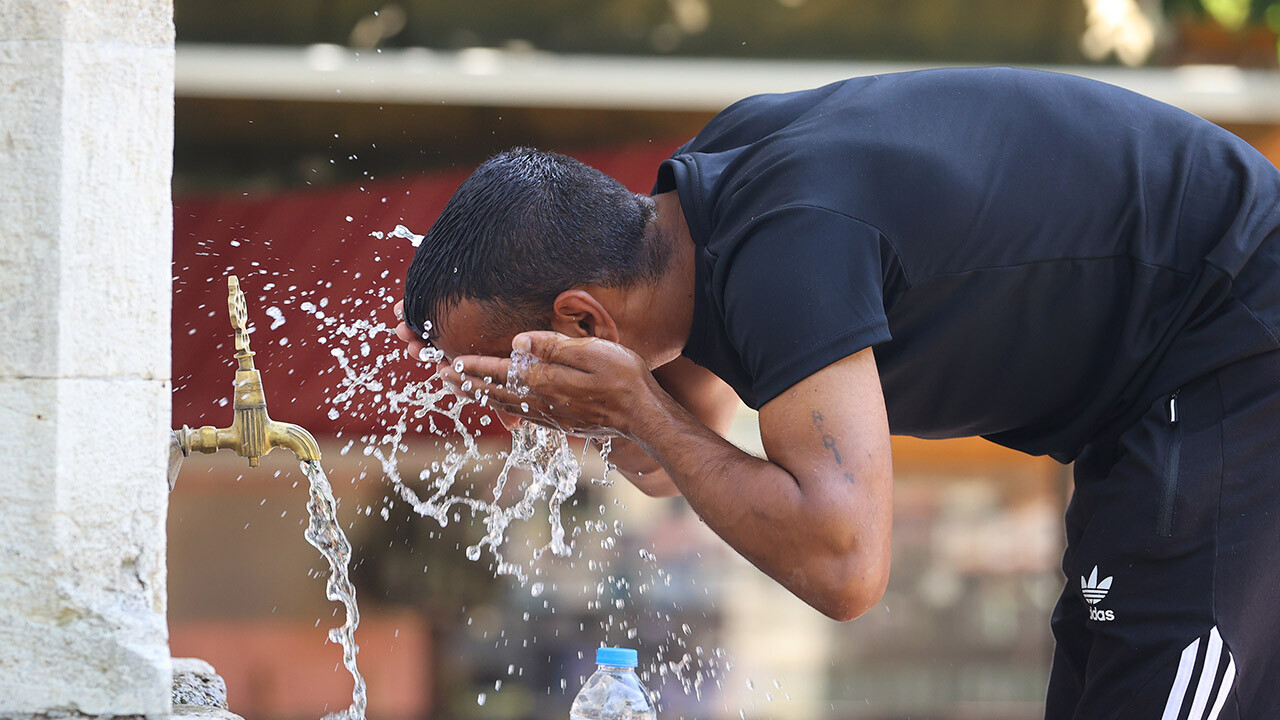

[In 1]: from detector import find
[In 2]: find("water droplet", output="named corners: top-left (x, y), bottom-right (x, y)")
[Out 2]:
top-left (386, 224), bottom-right (424, 247)
top-left (265, 306), bottom-right (286, 330)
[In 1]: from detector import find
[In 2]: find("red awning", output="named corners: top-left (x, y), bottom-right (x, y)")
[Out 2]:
top-left (172, 143), bottom-right (678, 440)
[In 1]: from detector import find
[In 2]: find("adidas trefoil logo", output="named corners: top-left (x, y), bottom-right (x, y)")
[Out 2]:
top-left (1081, 566), bottom-right (1115, 621)
top-left (1081, 566), bottom-right (1112, 604)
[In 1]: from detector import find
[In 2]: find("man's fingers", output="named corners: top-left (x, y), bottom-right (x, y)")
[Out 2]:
top-left (514, 330), bottom-right (596, 367)
top-left (448, 359), bottom-right (515, 401)
top-left (455, 355), bottom-right (511, 381)
top-left (394, 299), bottom-right (404, 320)
top-left (523, 360), bottom-right (584, 394)
top-left (453, 370), bottom-right (528, 411)
top-left (395, 321), bottom-right (418, 344)
top-left (394, 321), bottom-right (434, 363)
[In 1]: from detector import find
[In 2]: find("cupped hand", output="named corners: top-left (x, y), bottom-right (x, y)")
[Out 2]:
top-left (441, 331), bottom-right (660, 439)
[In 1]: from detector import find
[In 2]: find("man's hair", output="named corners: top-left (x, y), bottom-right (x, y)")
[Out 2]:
top-left (403, 147), bottom-right (671, 342)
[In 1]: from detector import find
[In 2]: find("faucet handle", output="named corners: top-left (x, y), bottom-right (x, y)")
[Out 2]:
top-left (227, 275), bottom-right (254, 358)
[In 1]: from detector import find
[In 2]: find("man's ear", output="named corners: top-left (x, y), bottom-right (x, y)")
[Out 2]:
top-left (550, 289), bottom-right (619, 342)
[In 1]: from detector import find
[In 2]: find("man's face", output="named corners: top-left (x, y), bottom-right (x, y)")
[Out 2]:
top-left (422, 297), bottom-right (530, 431)
top-left (429, 297), bottom-right (519, 364)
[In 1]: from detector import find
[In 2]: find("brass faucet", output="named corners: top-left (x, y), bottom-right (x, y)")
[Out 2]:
top-left (173, 275), bottom-right (321, 469)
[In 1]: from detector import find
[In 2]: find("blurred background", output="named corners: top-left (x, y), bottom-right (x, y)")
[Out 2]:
top-left (167, 2), bottom-right (1280, 719)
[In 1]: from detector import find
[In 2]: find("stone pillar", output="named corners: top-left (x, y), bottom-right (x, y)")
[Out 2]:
top-left (0, 1), bottom-right (174, 716)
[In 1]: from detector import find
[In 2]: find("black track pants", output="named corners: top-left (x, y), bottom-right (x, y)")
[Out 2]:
top-left (1045, 349), bottom-right (1280, 720)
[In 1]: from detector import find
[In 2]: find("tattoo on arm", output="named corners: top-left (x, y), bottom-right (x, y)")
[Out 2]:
top-left (811, 411), bottom-right (855, 484)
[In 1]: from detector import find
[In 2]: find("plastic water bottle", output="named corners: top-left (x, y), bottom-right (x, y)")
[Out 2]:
top-left (570, 647), bottom-right (657, 720)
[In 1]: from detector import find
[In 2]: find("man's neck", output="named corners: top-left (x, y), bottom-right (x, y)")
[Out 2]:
top-left (646, 191), bottom-right (698, 365)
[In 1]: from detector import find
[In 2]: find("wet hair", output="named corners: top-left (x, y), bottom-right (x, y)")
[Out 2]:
top-left (403, 147), bottom-right (671, 341)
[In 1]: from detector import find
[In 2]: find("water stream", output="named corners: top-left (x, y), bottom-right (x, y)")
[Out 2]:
top-left (302, 459), bottom-right (367, 720)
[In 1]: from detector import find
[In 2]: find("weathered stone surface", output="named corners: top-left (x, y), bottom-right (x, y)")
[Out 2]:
top-left (0, 0), bottom-right (174, 46)
top-left (0, 41), bottom-right (174, 382)
top-left (170, 707), bottom-right (244, 720)
top-left (171, 659), bottom-right (228, 710)
top-left (0, 40), bottom-right (62, 378)
top-left (0, 0), bottom-right (174, 715)
top-left (0, 711), bottom-right (239, 720)
top-left (0, 707), bottom-right (146, 712)
top-left (0, 378), bottom-right (172, 715)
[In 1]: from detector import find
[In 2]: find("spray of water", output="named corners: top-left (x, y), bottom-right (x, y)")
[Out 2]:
top-left (172, 206), bottom-right (763, 719)
top-left (284, 225), bottom-right (739, 714)
top-left (323, 324), bottom-right (607, 584)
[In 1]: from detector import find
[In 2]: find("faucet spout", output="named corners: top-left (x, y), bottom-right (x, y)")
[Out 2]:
top-left (268, 421), bottom-right (322, 463)
top-left (170, 275), bottom-right (323, 486)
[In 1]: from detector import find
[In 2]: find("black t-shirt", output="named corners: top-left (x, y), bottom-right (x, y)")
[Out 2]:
top-left (652, 68), bottom-right (1280, 462)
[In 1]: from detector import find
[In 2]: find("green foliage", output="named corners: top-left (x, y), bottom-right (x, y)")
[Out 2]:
top-left (1165, 0), bottom-right (1280, 64)
top-left (1204, 0), bottom-right (1253, 29)
top-left (1165, 0), bottom-right (1279, 28)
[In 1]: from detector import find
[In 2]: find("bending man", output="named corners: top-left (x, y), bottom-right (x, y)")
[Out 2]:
top-left (395, 68), bottom-right (1280, 719)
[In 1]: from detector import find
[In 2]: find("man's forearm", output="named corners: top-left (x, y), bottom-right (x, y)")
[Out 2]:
top-left (444, 333), bottom-right (890, 619)
top-left (628, 389), bottom-right (886, 620)
top-left (606, 355), bottom-right (737, 498)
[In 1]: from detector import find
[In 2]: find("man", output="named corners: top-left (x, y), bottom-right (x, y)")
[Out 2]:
top-left (394, 68), bottom-right (1280, 718)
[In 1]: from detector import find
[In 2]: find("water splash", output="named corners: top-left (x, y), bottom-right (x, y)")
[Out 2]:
top-left (174, 215), bottom-right (750, 719)
top-left (307, 292), bottom-right (736, 697)
top-left (468, 416), bottom-right (582, 579)
top-left (505, 347), bottom-right (537, 397)
top-left (302, 460), bottom-right (367, 720)
top-left (290, 227), bottom-right (737, 709)
top-left (327, 337), bottom-right (607, 584)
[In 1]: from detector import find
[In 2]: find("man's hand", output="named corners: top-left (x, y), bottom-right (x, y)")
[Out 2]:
top-left (392, 299), bottom-right (433, 363)
top-left (442, 331), bottom-right (663, 439)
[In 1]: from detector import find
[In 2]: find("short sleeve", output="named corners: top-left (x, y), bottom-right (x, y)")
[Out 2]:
top-left (719, 206), bottom-right (892, 407)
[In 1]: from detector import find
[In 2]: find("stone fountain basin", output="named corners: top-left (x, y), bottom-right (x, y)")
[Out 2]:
top-left (171, 658), bottom-right (243, 720)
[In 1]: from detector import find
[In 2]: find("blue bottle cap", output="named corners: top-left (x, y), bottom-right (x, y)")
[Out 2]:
top-left (595, 647), bottom-right (639, 667)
